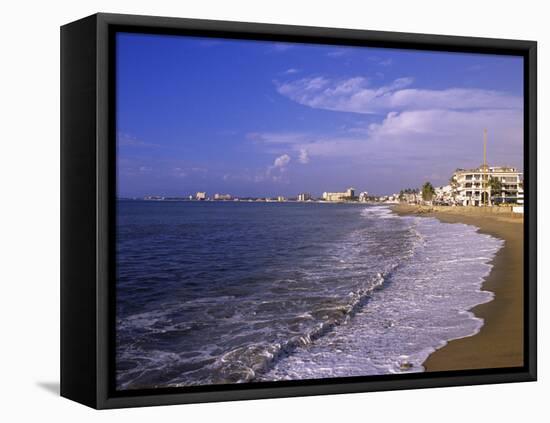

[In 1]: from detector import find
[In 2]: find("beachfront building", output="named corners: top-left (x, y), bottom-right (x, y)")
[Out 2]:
top-left (400, 189), bottom-right (420, 204)
top-left (322, 187), bottom-right (356, 202)
top-left (297, 193), bottom-right (312, 202)
top-left (277, 196), bottom-right (286, 202)
top-left (195, 192), bottom-right (207, 200)
top-left (213, 193), bottom-right (232, 200)
top-left (453, 166), bottom-right (523, 206)
top-left (434, 185), bottom-right (455, 205)
top-left (385, 194), bottom-right (399, 204)
top-left (358, 191), bottom-right (369, 202)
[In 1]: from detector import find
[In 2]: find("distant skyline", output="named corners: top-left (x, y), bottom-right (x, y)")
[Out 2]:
top-left (116, 32), bottom-right (523, 198)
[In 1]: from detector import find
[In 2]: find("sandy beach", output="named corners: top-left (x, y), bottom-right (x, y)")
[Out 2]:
top-left (392, 204), bottom-right (524, 372)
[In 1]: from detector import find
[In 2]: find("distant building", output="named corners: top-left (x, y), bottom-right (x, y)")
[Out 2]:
top-left (434, 185), bottom-right (454, 205)
top-left (358, 191), bottom-right (369, 202)
top-left (277, 196), bottom-right (286, 202)
top-left (297, 193), bottom-right (312, 202)
top-left (400, 190), bottom-right (420, 204)
top-left (322, 187), bottom-right (355, 202)
top-left (453, 166), bottom-right (523, 206)
top-left (377, 195), bottom-right (395, 203)
top-left (214, 193), bottom-right (232, 200)
top-left (384, 194), bottom-right (399, 204)
top-left (195, 192), bottom-right (207, 200)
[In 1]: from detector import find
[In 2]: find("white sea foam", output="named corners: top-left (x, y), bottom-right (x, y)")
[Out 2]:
top-left (260, 209), bottom-right (504, 380)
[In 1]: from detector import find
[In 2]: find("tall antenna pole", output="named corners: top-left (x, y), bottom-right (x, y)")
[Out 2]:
top-left (483, 128), bottom-right (487, 168)
top-left (483, 128), bottom-right (488, 206)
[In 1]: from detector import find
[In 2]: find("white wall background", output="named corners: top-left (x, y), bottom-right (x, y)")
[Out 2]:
top-left (1, 0), bottom-right (546, 421)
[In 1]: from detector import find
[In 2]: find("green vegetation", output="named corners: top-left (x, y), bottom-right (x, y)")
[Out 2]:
top-left (399, 188), bottom-right (420, 202)
top-left (449, 175), bottom-right (458, 202)
top-left (422, 182), bottom-right (436, 202)
top-left (488, 176), bottom-right (503, 202)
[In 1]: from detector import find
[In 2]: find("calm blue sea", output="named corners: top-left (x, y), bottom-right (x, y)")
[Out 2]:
top-left (116, 201), bottom-right (503, 389)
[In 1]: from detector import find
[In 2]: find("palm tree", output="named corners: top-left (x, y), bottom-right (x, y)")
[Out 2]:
top-left (449, 175), bottom-right (458, 204)
top-left (488, 176), bottom-right (503, 204)
top-left (422, 182), bottom-right (436, 203)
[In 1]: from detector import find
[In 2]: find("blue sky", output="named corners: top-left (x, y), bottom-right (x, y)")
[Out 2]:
top-left (117, 32), bottom-right (523, 197)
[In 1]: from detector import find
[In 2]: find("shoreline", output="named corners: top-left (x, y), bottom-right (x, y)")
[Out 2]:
top-left (392, 204), bottom-right (524, 372)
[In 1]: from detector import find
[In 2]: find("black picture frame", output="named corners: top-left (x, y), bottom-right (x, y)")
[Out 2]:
top-left (60, 12), bottom-right (537, 409)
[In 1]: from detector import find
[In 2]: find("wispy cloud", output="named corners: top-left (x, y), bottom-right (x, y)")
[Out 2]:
top-left (173, 167), bottom-right (187, 178)
top-left (284, 68), bottom-right (300, 74)
top-left (271, 43), bottom-right (294, 52)
top-left (117, 132), bottom-right (159, 148)
top-left (247, 132), bottom-right (308, 144)
top-left (276, 76), bottom-right (522, 114)
top-left (327, 48), bottom-right (352, 58)
top-left (368, 56), bottom-right (393, 66)
top-left (171, 166), bottom-right (208, 178)
top-left (298, 148), bottom-right (310, 164)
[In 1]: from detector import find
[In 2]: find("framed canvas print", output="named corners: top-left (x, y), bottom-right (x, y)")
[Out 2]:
top-left (60, 13), bottom-right (537, 409)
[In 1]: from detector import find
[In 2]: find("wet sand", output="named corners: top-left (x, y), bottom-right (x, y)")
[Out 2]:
top-left (392, 204), bottom-right (524, 371)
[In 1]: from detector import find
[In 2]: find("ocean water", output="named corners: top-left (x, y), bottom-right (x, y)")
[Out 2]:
top-left (116, 201), bottom-right (503, 389)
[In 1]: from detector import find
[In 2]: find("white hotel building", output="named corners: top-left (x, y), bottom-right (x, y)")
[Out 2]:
top-left (453, 166), bottom-right (523, 206)
top-left (322, 187), bottom-right (355, 202)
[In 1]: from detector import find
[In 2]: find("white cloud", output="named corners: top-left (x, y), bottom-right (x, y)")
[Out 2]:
top-left (263, 154), bottom-right (292, 182)
top-left (298, 148), bottom-right (310, 164)
top-left (304, 77), bottom-right (330, 91)
top-left (273, 154), bottom-right (291, 168)
top-left (284, 68), bottom-right (300, 74)
top-left (276, 76), bottom-right (522, 114)
top-left (369, 109), bottom-right (522, 143)
top-left (247, 132), bottom-right (306, 144)
top-left (364, 108), bottom-right (524, 178)
top-left (249, 107), bottom-right (522, 173)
